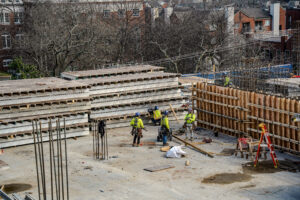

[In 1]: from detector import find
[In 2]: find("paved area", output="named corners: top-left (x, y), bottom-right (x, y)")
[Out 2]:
top-left (1, 123), bottom-right (300, 200)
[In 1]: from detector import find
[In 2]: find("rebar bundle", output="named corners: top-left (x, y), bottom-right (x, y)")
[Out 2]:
top-left (92, 120), bottom-right (108, 160)
top-left (32, 118), bottom-right (69, 200)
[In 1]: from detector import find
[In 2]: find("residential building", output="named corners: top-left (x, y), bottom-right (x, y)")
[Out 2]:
top-left (0, 0), bottom-right (24, 72)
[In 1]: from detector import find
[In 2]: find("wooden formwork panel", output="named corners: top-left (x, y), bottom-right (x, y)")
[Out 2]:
top-left (193, 82), bottom-right (300, 154)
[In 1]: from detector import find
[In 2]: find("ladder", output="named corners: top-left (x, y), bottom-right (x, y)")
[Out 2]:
top-left (254, 123), bottom-right (279, 168)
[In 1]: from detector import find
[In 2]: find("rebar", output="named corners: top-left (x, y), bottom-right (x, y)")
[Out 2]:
top-left (32, 118), bottom-right (70, 200)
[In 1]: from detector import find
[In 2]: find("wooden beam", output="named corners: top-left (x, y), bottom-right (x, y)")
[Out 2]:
top-left (169, 103), bottom-right (180, 123)
top-left (172, 135), bottom-right (214, 158)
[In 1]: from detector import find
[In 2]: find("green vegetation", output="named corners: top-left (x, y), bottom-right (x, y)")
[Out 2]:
top-left (9, 58), bottom-right (41, 79)
top-left (0, 71), bottom-right (10, 77)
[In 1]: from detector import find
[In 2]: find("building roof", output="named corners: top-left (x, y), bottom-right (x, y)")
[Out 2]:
top-left (240, 8), bottom-right (270, 19)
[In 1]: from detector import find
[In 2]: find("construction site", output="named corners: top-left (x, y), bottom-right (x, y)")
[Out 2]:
top-left (0, 63), bottom-right (299, 200)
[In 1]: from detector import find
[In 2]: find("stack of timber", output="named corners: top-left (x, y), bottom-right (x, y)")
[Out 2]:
top-left (0, 78), bottom-right (90, 148)
top-left (192, 82), bottom-right (300, 154)
top-left (62, 65), bottom-right (187, 128)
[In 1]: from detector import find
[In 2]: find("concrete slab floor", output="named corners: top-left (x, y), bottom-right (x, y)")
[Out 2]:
top-left (0, 123), bottom-right (300, 200)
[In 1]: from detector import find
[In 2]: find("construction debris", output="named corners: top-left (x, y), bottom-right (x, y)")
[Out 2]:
top-left (144, 164), bottom-right (175, 172)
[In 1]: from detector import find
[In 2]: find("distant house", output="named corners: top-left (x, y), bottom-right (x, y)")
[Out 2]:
top-left (235, 8), bottom-right (270, 34)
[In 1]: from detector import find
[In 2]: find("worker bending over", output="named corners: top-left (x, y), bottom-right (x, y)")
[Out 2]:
top-left (184, 108), bottom-right (196, 140)
top-left (151, 106), bottom-right (162, 125)
top-left (160, 111), bottom-right (170, 146)
top-left (130, 112), bottom-right (145, 147)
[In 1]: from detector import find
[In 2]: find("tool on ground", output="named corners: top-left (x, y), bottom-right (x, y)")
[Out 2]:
top-left (92, 120), bottom-right (108, 160)
top-left (254, 123), bottom-right (279, 168)
top-left (32, 118), bottom-right (69, 200)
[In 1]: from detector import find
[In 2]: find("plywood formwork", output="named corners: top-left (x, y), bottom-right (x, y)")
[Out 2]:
top-left (193, 82), bottom-right (300, 154)
top-left (61, 65), bottom-right (164, 80)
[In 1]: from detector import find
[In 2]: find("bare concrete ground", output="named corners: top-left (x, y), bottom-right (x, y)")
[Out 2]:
top-left (1, 123), bottom-right (300, 200)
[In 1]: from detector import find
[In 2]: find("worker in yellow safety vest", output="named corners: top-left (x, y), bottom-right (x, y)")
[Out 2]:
top-left (184, 108), bottom-right (196, 140)
top-left (224, 75), bottom-right (231, 87)
top-left (130, 112), bottom-right (145, 147)
top-left (151, 106), bottom-right (162, 126)
top-left (160, 111), bottom-right (170, 146)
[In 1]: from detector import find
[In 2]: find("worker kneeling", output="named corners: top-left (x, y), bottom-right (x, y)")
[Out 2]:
top-left (151, 106), bottom-right (162, 126)
top-left (160, 111), bottom-right (170, 146)
top-left (130, 112), bottom-right (145, 147)
top-left (184, 108), bottom-right (196, 140)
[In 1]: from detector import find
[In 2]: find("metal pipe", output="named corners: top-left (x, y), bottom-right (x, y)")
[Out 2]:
top-left (32, 121), bottom-right (41, 200)
top-left (48, 120), bottom-right (54, 200)
top-left (59, 119), bottom-right (65, 200)
top-left (35, 121), bottom-right (44, 199)
top-left (63, 118), bottom-right (69, 200)
top-left (50, 119), bottom-right (58, 200)
top-left (39, 121), bottom-right (47, 200)
top-left (56, 120), bottom-right (61, 200)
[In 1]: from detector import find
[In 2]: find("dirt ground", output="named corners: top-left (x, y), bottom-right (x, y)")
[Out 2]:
top-left (1, 123), bottom-right (300, 200)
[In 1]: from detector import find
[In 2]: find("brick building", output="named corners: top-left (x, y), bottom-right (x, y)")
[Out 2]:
top-left (0, 0), bottom-right (24, 72)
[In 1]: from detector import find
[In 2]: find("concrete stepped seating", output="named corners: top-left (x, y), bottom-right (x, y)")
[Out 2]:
top-left (61, 65), bottom-right (163, 80)
top-left (0, 78), bottom-right (91, 147)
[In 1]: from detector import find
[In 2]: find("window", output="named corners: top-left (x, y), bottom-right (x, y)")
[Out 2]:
top-left (234, 23), bottom-right (240, 29)
top-left (14, 12), bottom-right (23, 24)
top-left (255, 21), bottom-right (263, 31)
top-left (103, 10), bottom-right (110, 18)
top-left (1, 0), bottom-right (5, 3)
top-left (0, 12), bottom-right (10, 23)
top-left (15, 34), bottom-right (24, 47)
top-left (133, 9), bottom-right (139, 17)
top-left (3, 59), bottom-right (12, 67)
top-left (118, 9), bottom-right (125, 18)
top-left (264, 20), bottom-right (270, 26)
top-left (2, 34), bottom-right (11, 49)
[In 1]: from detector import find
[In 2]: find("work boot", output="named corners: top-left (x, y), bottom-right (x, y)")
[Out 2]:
top-left (132, 143), bottom-right (135, 147)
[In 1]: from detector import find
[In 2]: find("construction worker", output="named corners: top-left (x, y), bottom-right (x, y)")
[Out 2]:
top-left (224, 74), bottom-right (231, 87)
top-left (184, 108), bottom-right (195, 140)
top-left (160, 111), bottom-right (170, 146)
top-left (151, 106), bottom-right (162, 125)
top-left (130, 112), bottom-right (145, 147)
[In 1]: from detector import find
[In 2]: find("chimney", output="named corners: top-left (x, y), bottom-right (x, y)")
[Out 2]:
top-left (163, 7), bottom-right (173, 25)
top-left (270, 3), bottom-right (280, 36)
top-left (225, 6), bottom-right (234, 35)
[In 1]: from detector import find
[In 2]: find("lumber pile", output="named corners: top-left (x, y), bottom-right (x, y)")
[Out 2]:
top-left (62, 65), bottom-right (187, 128)
top-left (0, 78), bottom-right (90, 148)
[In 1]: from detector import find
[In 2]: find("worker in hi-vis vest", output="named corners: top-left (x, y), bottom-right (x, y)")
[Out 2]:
top-left (151, 106), bottom-right (162, 125)
top-left (160, 111), bottom-right (170, 146)
top-left (130, 112), bottom-right (145, 147)
top-left (184, 108), bottom-right (196, 140)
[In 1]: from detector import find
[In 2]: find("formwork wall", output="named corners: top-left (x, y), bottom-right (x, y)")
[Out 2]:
top-left (192, 82), bottom-right (300, 154)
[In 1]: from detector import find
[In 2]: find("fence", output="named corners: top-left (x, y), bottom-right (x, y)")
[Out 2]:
top-left (192, 82), bottom-right (300, 154)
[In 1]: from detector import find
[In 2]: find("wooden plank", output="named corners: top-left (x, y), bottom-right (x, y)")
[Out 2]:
top-left (173, 135), bottom-right (214, 158)
top-left (144, 164), bottom-right (175, 172)
top-left (169, 104), bottom-right (180, 123)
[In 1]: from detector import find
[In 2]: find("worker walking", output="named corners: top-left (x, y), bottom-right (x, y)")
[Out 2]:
top-left (130, 112), bottom-right (145, 147)
top-left (160, 111), bottom-right (170, 146)
top-left (151, 106), bottom-right (162, 126)
top-left (184, 108), bottom-right (196, 140)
